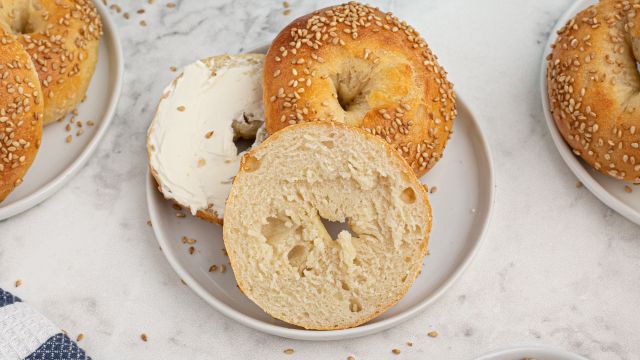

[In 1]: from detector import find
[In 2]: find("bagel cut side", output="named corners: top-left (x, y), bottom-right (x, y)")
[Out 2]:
top-left (547, 0), bottom-right (640, 182)
top-left (263, 2), bottom-right (456, 177)
top-left (223, 122), bottom-right (431, 330)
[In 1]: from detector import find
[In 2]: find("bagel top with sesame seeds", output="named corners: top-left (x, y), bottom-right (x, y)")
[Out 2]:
top-left (0, 0), bottom-right (103, 125)
top-left (547, 0), bottom-right (640, 183)
top-left (0, 29), bottom-right (44, 202)
top-left (262, 2), bottom-right (456, 177)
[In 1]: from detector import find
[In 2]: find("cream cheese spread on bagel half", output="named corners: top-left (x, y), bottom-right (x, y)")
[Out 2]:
top-left (148, 54), bottom-right (267, 224)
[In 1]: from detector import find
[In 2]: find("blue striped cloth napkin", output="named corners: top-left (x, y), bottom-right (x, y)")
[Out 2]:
top-left (0, 289), bottom-right (90, 360)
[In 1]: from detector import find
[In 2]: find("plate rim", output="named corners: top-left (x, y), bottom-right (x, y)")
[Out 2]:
top-left (539, 0), bottom-right (640, 225)
top-left (474, 346), bottom-right (589, 360)
top-left (0, 0), bottom-right (124, 221)
top-left (146, 90), bottom-right (495, 340)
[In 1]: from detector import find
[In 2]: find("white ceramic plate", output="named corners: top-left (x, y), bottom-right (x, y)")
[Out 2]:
top-left (541, 0), bottom-right (640, 225)
top-left (0, 0), bottom-right (123, 220)
top-left (147, 63), bottom-right (494, 341)
top-left (474, 346), bottom-right (588, 360)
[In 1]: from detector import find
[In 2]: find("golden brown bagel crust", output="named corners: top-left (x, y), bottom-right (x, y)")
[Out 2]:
top-left (0, 29), bottom-right (44, 202)
top-left (263, 2), bottom-right (456, 177)
top-left (547, 0), bottom-right (640, 182)
top-left (0, 0), bottom-right (103, 125)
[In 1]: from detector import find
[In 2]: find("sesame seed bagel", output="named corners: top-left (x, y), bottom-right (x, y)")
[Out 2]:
top-left (224, 122), bottom-right (431, 330)
top-left (0, 0), bottom-right (103, 125)
top-left (263, 2), bottom-right (456, 177)
top-left (547, 0), bottom-right (640, 182)
top-left (0, 29), bottom-right (44, 202)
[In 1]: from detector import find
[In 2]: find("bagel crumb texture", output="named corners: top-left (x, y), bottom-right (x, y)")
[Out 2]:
top-left (547, 0), bottom-right (640, 182)
top-left (223, 122), bottom-right (431, 330)
top-left (263, 2), bottom-right (456, 177)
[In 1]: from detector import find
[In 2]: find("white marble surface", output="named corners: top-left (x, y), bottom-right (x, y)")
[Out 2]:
top-left (1, 0), bottom-right (639, 359)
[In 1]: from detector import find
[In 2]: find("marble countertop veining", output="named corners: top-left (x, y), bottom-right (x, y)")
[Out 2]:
top-left (1, 0), bottom-right (639, 359)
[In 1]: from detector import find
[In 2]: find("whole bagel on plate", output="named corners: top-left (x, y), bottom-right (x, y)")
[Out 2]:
top-left (0, 0), bottom-right (103, 125)
top-left (547, 0), bottom-right (640, 182)
top-left (263, 1), bottom-right (456, 177)
top-left (0, 29), bottom-right (44, 202)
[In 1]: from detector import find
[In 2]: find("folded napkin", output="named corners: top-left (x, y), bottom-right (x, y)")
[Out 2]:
top-left (0, 289), bottom-right (90, 360)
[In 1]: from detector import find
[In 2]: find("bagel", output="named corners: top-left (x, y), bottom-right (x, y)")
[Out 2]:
top-left (0, 29), bottom-right (44, 202)
top-left (148, 54), bottom-right (267, 224)
top-left (0, 0), bottom-right (103, 125)
top-left (223, 122), bottom-right (431, 330)
top-left (547, 0), bottom-right (640, 182)
top-left (263, 1), bottom-right (456, 177)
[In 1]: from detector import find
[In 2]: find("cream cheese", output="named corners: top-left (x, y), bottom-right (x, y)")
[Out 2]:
top-left (148, 54), bottom-right (266, 217)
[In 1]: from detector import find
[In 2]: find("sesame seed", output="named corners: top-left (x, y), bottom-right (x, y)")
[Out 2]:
top-left (284, 348), bottom-right (294, 355)
top-left (15, 279), bottom-right (22, 287)
top-left (140, 333), bottom-right (148, 342)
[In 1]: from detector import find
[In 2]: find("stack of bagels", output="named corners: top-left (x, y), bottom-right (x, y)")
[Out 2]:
top-left (148, 2), bottom-right (456, 330)
top-left (0, 0), bottom-right (103, 202)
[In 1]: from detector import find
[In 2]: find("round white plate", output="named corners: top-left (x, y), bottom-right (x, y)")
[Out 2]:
top-left (147, 78), bottom-right (494, 340)
top-left (475, 346), bottom-right (588, 360)
top-left (0, 0), bottom-right (123, 220)
top-left (540, 0), bottom-right (640, 225)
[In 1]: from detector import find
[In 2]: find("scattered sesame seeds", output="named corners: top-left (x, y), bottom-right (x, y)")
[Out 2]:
top-left (392, 348), bottom-right (401, 355)
top-left (430, 186), bottom-right (438, 194)
top-left (177, 105), bottom-right (186, 112)
top-left (170, 66), bottom-right (177, 72)
top-left (76, 333), bottom-right (84, 342)
top-left (140, 333), bottom-right (148, 342)
top-left (427, 331), bottom-right (438, 338)
top-left (220, 264), bottom-right (227, 273)
top-left (139, 20), bottom-right (147, 27)
top-left (284, 348), bottom-right (294, 355)
top-left (209, 264), bottom-right (218, 272)
top-left (283, 9), bottom-right (291, 16)
top-left (181, 236), bottom-right (196, 244)
top-left (205, 130), bottom-right (214, 139)
top-left (14, 279), bottom-right (22, 288)
top-left (65, 135), bottom-right (73, 143)
top-left (188, 246), bottom-right (195, 255)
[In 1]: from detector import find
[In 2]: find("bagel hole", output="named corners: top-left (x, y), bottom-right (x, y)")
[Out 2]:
top-left (5, 3), bottom-right (46, 35)
top-left (332, 62), bottom-right (372, 113)
top-left (320, 216), bottom-right (354, 240)
top-left (231, 113), bottom-right (265, 155)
